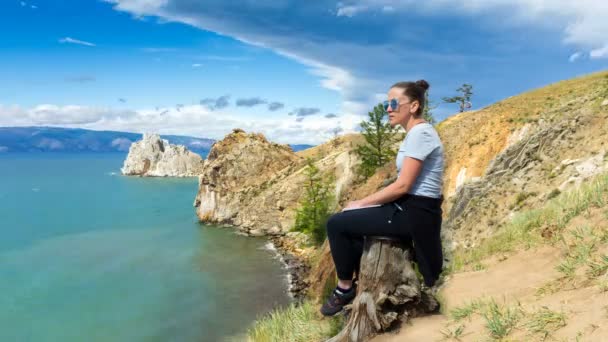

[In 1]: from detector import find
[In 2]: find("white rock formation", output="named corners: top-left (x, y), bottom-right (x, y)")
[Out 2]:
top-left (121, 133), bottom-right (204, 177)
top-left (454, 167), bottom-right (467, 193)
top-left (505, 123), bottom-right (533, 148)
top-left (558, 151), bottom-right (608, 191)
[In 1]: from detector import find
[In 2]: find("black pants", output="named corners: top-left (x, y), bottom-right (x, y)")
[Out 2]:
top-left (326, 194), bottom-right (443, 287)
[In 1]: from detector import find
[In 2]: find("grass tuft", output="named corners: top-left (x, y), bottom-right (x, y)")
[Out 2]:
top-left (450, 173), bottom-right (608, 272)
top-left (450, 300), bottom-right (483, 321)
top-left (482, 300), bottom-right (522, 339)
top-left (247, 301), bottom-right (342, 342)
top-left (440, 324), bottom-right (466, 341)
top-left (523, 306), bottom-right (567, 339)
top-left (587, 255), bottom-right (608, 278)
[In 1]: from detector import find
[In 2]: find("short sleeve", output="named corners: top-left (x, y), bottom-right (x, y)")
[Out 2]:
top-left (402, 129), bottom-right (437, 162)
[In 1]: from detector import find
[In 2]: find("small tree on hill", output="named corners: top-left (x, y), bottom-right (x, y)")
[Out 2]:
top-left (442, 83), bottom-right (473, 113)
top-left (293, 158), bottom-right (334, 245)
top-left (355, 103), bottom-right (400, 179)
top-left (423, 91), bottom-right (438, 125)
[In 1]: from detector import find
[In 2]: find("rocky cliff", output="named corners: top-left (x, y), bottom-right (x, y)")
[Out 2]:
top-left (193, 128), bottom-right (364, 237)
top-left (121, 133), bottom-right (204, 177)
top-left (438, 71), bottom-right (608, 253)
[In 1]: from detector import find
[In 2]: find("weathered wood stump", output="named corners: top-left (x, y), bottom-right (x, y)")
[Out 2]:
top-left (327, 236), bottom-right (439, 342)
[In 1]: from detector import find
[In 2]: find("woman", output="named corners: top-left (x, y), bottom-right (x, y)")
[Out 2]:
top-left (320, 80), bottom-right (445, 316)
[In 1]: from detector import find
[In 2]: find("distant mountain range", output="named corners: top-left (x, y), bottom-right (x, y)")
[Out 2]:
top-left (0, 127), bottom-right (313, 154)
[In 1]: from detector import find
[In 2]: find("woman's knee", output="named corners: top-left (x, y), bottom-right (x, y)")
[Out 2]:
top-left (326, 212), bottom-right (344, 236)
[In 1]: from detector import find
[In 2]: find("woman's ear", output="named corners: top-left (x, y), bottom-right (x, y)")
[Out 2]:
top-left (410, 101), bottom-right (420, 114)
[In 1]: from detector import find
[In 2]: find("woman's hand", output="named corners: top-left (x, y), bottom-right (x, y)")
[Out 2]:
top-left (342, 200), bottom-right (366, 211)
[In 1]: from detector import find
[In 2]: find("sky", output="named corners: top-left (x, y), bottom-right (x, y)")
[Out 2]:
top-left (0, 0), bottom-right (607, 144)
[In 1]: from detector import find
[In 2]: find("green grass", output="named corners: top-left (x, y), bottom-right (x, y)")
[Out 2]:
top-left (515, 191), bottom-right (537, 206)
top-left (449, 299), bottom-right (518, 339)
top-left (587, 255), bottom-right (608, 278)
top-left (447, 299), bottom-right (570, 341)
top-left (555, 226), bottom-right (598, 279)
top-left (482, 300), bottom-right (522, 340)
top-left (523, 306), bottom-right (567, 340)
top-left (440, 324), bottom-right (465, 341)
top-left (449, 172), bottom-right (608, 272)
top-left (450, 299), bottom-right (484, 321)
top-left (556, 258), bottom-right (577, 278)
top-left (247, 301), bottom-right (343, 342)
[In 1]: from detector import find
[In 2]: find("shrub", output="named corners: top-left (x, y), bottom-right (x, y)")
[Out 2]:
top-left (355, 103), bottom-right (400, 179)
top-left (292, 158), bottom-right (335, 245)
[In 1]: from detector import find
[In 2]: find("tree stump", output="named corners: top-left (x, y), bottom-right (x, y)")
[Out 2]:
top-left (327, 237), bottom-right (439, 342)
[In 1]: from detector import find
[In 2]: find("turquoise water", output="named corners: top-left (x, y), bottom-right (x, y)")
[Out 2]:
top-left (0, 153), bottom-right (291, 341)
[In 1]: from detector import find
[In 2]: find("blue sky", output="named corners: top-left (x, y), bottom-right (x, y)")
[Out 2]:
top-left (0, 0), bottom-right (607, 144)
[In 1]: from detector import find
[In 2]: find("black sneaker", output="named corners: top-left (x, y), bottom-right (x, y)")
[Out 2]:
top-left (320, 286), bottom-right (356, 317)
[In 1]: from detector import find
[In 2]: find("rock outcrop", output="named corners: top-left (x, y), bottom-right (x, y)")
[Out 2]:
top-left (438, 71), bottom-right (608, 254)
top-left (193, 128), bottom-right (364, 236)
top-left (121, 133), bottom-right (204, 177)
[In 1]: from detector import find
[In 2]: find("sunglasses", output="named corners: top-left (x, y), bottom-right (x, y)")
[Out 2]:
top-left (383, 98), bottom-right (412, 111)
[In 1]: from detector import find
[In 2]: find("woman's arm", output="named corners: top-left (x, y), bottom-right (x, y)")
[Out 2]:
top-left (345, 157), bottom-right (424, 209)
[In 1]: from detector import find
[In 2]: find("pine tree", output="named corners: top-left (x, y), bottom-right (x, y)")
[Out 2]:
top-left (423, 91), bottom-right (437, 125)
top-left (293, 158), bottom-right (334, 245)
top-left (442, 83), bottom-right (473, 112)
top-left (355, 104), bottom-right (400, 179)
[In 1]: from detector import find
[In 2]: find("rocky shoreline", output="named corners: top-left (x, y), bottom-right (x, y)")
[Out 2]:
top-left (268, 235), bottom-right (311, 300)
top-left (192, 129), bottom-right (363, 300)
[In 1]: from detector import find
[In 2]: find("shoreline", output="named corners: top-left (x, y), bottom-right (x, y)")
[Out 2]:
top-left (266, 235), bottom-right (311, 300)
top-left (212, 222), bottom-right (312, 300)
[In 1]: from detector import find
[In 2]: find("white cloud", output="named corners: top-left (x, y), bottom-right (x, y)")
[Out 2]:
top-left (590, 45), bottom-right (608, 59)
top-left (569, 51), bottom-right (583, 62)
top-left (37, 138), bottom-right (64, 150)
top-left (191, 63), bottom-right (202, 68)
top-left (0, 104), bottom-right (362, 145)
top-left (58, 37), bottom-right (96, 47)
top-left (103, 0), bottom-right (608, 126)
top-left (336, 0), bottom-right (608, 56)
top-left (336, 3), bottom-right (367, 17)
top-left (111, 138), bottom-right (133, 151)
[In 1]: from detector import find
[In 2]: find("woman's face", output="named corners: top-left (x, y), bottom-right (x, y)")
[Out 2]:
top-left (386, 87), bottom-right (418, 127)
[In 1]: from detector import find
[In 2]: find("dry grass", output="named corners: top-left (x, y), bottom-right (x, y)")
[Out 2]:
top-left (445, 299), bottom-right (568, 341)
top-left (450, 172), bottom-right (608, 272)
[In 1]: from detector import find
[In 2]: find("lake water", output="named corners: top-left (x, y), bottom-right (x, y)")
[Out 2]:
top-left (0, 153), bottom-right (290, 341)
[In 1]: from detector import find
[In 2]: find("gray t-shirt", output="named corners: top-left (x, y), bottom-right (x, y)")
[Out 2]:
top-left (396, 123), bottom-right (444, 198)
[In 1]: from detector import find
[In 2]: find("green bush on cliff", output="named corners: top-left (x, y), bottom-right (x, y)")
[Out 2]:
top-left (355, 103), bottom-right (401, 179)
top-left (293, 158), bottom-right (335, 245)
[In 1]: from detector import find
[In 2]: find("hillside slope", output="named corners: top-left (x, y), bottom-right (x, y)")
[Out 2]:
top-left (439, 70), bottom-right (608, 254)
top-left (374, 172), bottom-right (608, 341)
top-left (306, 70), bottom-right (608, 340)
top-left (369, 71), bottom-right (608, 341)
